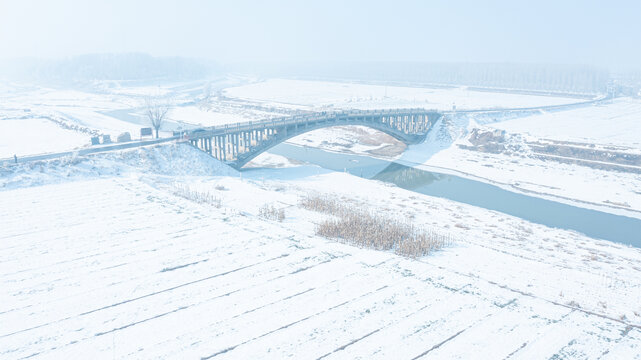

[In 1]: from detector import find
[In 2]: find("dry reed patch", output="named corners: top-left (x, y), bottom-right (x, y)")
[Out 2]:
top-left (259, 204), bottom-right (285, 222)
top-left (300, 195), bottom-right (451, 258)
top-left (170, 183), bottom-right (222, 208)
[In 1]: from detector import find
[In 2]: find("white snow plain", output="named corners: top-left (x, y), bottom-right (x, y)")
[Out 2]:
top-left (223, 78), bottom-right (586, 111)
top-left (0, 117), bottom-right (89, 158)
top-left (1, 144), bottom-right (640, 359)
top-left (490, 97), bottom-right (641, 147)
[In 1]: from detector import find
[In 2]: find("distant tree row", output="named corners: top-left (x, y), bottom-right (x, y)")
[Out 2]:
top-left (0, 53), bottom-right (215, 84)
top-left (404, 63), bottom-right (609, 94)
top-left (242, 62), bottom-right (610, 95)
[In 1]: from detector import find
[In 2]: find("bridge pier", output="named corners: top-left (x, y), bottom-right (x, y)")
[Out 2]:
top-left (234, 133), bottom-right (238, 158)
top-left (222, 135), bottom-right (227, 161)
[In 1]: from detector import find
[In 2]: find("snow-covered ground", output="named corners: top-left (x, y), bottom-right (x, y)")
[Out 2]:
top-left (0, 80), bottom-right (221, 159)
top-left (0, 84), bottom-right (149, 155)
top-left (490, 97), bottom-right (641, 147)
top-left (223, 79), bottom-right (586, 111)
top-left (286, 125), bottom-right (407, 158)
top-left (402, 139), bottom-right (641, 217)
top-left (168, 105), bottom-right (252, 127)
top-left (1, 144), bottom-right (640, 358)
top-left (395, 98), bottom-right (641, 216)
top-left (0, 117), bottom-right (89, 158)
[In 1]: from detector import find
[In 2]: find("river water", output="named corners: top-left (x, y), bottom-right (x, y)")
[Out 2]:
top-left (263, 143), bottom-right (641, 247)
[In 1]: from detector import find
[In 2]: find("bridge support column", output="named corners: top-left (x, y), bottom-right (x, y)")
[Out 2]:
top-left (233, 133), bottom-right (239, 160)
top-left (230, 134), bottom-right (233, 160)
top-left (222, 135), bottom-right (227, 161)
top-left (213, 136), bottom-right (218, 159)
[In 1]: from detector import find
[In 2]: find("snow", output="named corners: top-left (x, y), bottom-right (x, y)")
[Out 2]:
top-left (286, 126), bottom-right (405, 158)
top-left (489, 97), bottom-right (641, 147)
top-left (394, 98), bottom-right (641, 216)
top-left (245, 152), bottom-right (302, 168)
top-left (224, 79), bottom-right (586, 111)
top-left (0, 85), bottom-right (146, 148)
top-left (99, 84), bottom-right (174, 97)
top-left (0, 118), bottom-right (90, 158)
top-left (1, 144), bottom-right (640, 358)
top-left (401, 137), bottom-right (641, 217)
top-left (0, 143), bottom-right (237, 190)
top-left (168, 105), bottom-right (257, 127)
top-left (53, 106), bottom-right (145, 137)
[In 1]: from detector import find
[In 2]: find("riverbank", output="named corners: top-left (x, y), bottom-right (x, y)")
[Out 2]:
top-left (266, 143), bottom-right (641, 246)
top-left (273, 98), bottom-right (641, 220)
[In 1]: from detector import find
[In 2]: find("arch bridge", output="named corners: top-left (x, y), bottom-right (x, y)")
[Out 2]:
top-left (186, 108), bottom-right (442, 169)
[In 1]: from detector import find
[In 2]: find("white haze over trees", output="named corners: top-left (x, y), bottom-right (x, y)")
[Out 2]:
top-left (0, 0), bottom-right (639, 87)
top-left (0, 53), bottom-right (214, 84)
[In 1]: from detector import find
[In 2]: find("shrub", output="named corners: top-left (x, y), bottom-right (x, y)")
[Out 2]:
top-left (259, 204), bottom-right (285, 222)
top-left (300, 195), bottom-right (451, 258)
top-left (170, 183), bottom-right (221, 208)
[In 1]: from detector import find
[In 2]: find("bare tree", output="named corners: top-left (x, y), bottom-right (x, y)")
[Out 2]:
top-left (144, 97), bottom-right (170, 138)
top-left (202, 82), bottom-right (212, 103)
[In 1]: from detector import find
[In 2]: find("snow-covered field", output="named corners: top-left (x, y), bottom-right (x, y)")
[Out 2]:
top-left (490, 97), bottom-right (641, 147)
top-left (223, 79), bottom-right (585, 111)
top-left (286, 125), bottom-right (407, 158)
top-left (168, 105), bottom-right (252, 127)
top-left (1, 144), bottom-right (640, 358)
top-left (409, 144), bottom-right (641, 215)
top-left (0, 118), bottom-right (89, 158)
top-left (0, 84), bottom-right (151, 158)
top-left (394, 98), bottom-right (641, 216)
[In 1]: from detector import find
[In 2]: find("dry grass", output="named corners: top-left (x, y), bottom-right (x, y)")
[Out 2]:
top-left (259, 204), bottom-right (285, 222)
top-left (300, 195), bottom-right (451, 258)
top-left (170, 183), bottom-right (221, 208)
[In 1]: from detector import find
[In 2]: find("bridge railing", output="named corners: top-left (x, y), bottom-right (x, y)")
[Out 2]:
top-left (187, 108), bottom-right (438, 139)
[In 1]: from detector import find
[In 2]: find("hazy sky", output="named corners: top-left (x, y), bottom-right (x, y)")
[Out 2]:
top-left (1, 0), bottom-right (639, 70)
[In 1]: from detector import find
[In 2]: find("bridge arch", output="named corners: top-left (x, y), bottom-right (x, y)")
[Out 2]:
top-left (187, 109), bottom-right (442, 169)
top-left (235, 122), bottom-right (425, 168)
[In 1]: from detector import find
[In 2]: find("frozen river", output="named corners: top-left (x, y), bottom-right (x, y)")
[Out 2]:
top-left (264, 143), bottom-right (641, 247)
